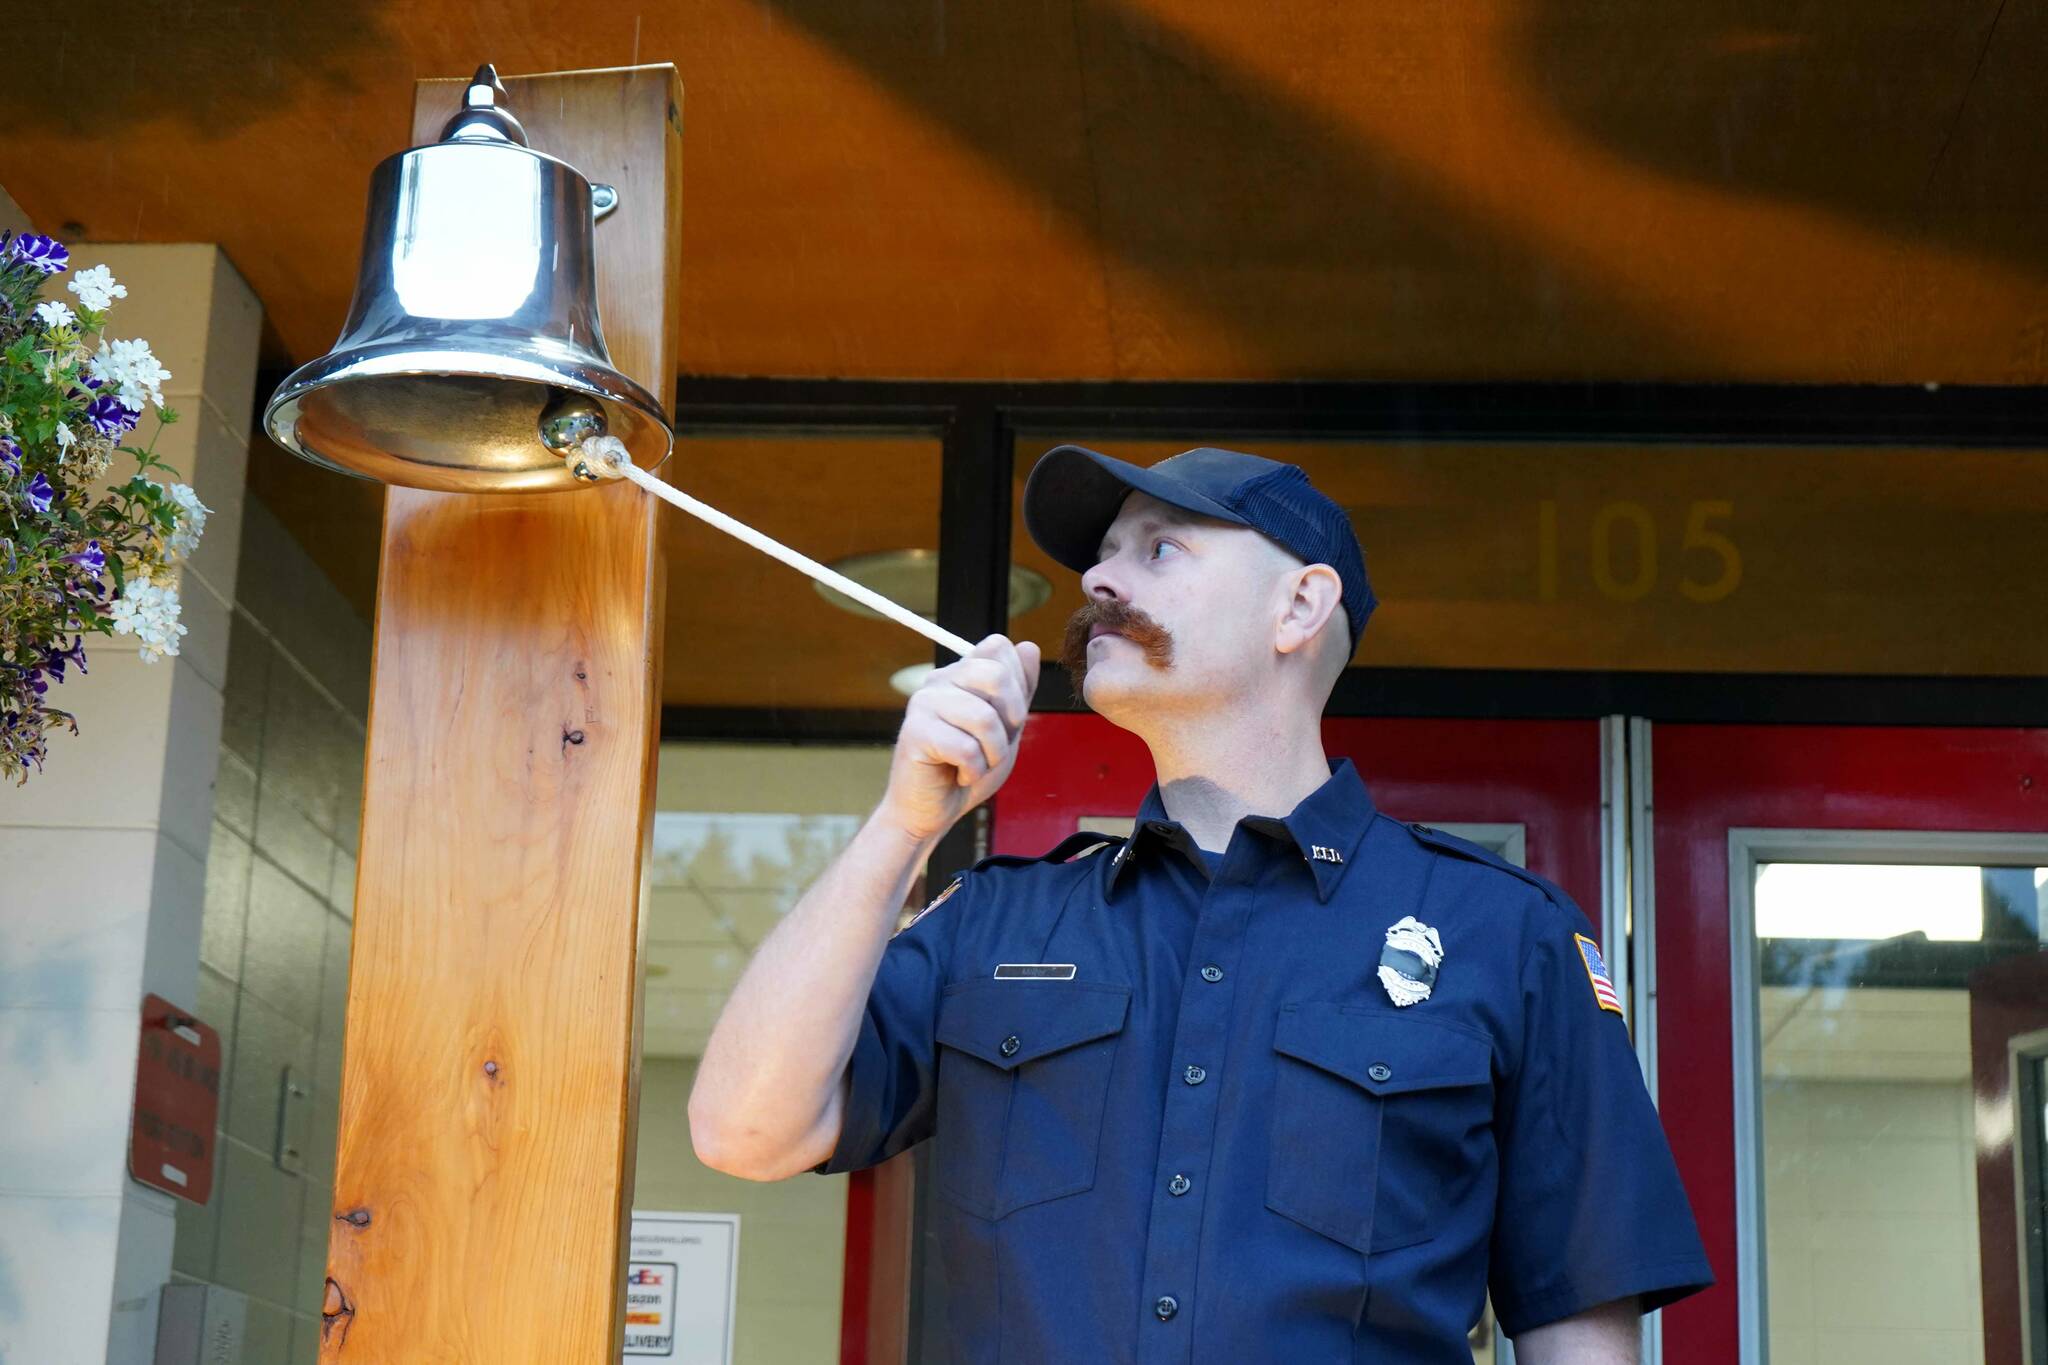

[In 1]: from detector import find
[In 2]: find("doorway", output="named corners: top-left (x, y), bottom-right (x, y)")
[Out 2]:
top-left (1648, 722), bottom-right (2048, 1365)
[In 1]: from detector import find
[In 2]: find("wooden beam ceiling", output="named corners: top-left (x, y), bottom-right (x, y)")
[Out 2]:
top-left (7, 0), bottom-right (2041, 385)
top-left (10, 1), bottom-right (2042, 708)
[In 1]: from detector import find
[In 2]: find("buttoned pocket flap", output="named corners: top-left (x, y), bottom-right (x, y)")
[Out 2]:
top-left (1273, 1003), bottom-right (1491, 1096)
top-left (937, 979), bottom-right (1131, 1071)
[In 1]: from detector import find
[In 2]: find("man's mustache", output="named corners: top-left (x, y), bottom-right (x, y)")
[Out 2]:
top-left (1060, 599), bottom-right (1174, 702)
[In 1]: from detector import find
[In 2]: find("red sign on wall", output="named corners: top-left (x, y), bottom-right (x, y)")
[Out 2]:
top-left (129, 993), bottom-right (221, 1205)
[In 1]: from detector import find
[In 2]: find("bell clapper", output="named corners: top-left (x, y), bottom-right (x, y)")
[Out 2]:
top-left (539, 390), bottom-right (610, 456)
top-left (560, 434), bottom-right (976, 659)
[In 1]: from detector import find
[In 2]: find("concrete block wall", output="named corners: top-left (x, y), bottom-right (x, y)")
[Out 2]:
top-left (0, 226), bottom-right (262, 1364)
top-left (166, 494), bottom-right (371, 1363)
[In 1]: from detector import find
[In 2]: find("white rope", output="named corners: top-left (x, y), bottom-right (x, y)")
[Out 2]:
top-left (572, 435), bottom-right (977, 659)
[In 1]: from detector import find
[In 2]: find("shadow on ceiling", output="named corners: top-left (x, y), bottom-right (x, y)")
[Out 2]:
top-left (0, 0), bottom-right (399, 142)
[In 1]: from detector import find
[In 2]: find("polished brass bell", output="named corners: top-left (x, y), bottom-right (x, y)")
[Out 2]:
top-left (264, 64), bottom-right (672, 493)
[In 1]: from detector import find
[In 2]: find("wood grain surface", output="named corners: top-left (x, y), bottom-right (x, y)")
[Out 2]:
top-left (320, 64), bottom-right (680, 1361)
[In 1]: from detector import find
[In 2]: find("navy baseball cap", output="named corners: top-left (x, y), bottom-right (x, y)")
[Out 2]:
top-left (1021, 444), bottom-right (1376, 646)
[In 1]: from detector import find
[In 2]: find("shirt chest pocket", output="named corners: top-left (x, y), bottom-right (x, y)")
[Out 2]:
top-left (1266, 1003), bottom-right (1494, 1255)
top-left (932, 979), bottom-right (1131, 1221)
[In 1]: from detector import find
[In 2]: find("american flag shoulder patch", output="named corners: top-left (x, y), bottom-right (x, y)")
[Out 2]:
top-left (1574, 933), bottom-right (1624, 1016)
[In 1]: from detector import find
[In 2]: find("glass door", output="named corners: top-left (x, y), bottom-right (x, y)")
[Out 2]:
top-left (1646, 722), bottom-right (2048, 1365)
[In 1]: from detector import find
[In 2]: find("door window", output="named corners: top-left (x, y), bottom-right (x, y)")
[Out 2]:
top-left (1737, 842), bottom-right (2048, 1365)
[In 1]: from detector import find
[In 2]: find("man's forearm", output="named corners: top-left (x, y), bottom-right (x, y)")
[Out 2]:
top-left (687, 807), bottom-right (937, 1179)
top-left (1512, 1294), bottom-right (1640, 1365)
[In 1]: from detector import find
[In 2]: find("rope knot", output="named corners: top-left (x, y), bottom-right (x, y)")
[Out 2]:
top-left (568, 433), bottom-right (631, 482)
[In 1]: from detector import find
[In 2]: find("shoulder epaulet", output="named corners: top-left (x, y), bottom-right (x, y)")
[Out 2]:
top-left (1400, 819), bottom-right (1561, 901)
top-left (968, 829), bottom-right (1128, 873)
top-left (1044, 830), bottom-right (1129, 863)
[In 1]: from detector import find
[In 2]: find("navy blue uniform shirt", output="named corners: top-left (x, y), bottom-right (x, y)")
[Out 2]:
top-left (815, 757), bottom-right (1713, 1361)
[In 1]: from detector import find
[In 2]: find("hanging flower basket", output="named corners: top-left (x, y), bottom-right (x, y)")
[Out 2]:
top-left (0, 231), bottom-right (209, 783)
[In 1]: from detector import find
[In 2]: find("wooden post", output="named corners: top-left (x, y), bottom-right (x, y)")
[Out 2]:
top-left (320, 65), bottom-right (681, 1361)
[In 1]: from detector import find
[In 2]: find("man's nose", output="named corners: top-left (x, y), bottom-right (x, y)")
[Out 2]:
top-left (1080, 555), bottom-right (1125, 601)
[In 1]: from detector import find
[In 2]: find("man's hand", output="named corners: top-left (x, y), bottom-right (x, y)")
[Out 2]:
top-left (877, 633), bottom-right (1041, 844)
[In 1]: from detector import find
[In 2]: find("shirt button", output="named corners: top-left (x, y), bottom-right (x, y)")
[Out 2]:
top-left (1168, 1173), bottom-right (1191, 1196)
top-left (1000, 1035), bottom-right (1021, 1058)
top-left (1154, 1295), bottom-right (1179, 1321)
top-left (1200, 964), bottom-right (1223, 983)
top-left (1368, 1063), bottom-right (1392, 1082)
top-left (1183, 1064), bottom-right (1207, 1085)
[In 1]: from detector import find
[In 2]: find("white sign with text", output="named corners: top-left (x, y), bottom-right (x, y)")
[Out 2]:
top-left (622, 1211), bottom-right (739, 1362)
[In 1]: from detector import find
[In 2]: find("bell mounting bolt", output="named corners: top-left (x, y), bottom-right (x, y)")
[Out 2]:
top-left (440, 63), bottom-right (529, 146)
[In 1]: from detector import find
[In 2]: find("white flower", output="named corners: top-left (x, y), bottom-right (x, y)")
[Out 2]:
top-left (107, 577), bottom-right (186, 663)
top-left (86, 337), bottom-right (173, 412)
top-left (54, 422), bottom-right (76, 455)
top-left (163, 482), bottom-right (210, 562)
top-left (34, 300), bottom-right (76, 329)
top-left (66, 265), bottom-right (126, 312)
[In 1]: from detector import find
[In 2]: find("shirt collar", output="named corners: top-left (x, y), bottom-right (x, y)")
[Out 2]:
top-left (1106, 755), bottom-right (1377, 904)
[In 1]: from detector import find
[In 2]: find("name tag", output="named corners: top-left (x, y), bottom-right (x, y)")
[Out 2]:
top-left (992, 963), bottom-right (1077, 980)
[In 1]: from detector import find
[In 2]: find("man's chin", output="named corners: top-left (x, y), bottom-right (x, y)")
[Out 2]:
top-left (1078, 660), bottom-right (1151, 716)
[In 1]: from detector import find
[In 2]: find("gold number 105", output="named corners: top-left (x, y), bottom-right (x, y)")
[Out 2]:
top-left (1537, 500), bottom-right (1742, 604)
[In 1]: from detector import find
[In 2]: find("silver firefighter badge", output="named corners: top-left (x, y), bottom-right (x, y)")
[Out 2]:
top-left (1377, 915), bottom-right (1444, 1007)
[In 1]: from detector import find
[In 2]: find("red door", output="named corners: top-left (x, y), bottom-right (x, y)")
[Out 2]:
top-left (1650, 723), bottom-right (2048, 1365)
top-left (1971, 953), bottom-right (2048, 1365)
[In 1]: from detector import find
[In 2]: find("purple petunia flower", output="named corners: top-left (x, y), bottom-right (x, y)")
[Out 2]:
top-left (41, 636), bottom-right (88, 683)
top-left (23, 471), bottom-right (54, 513)
top-left (0, 437), bottom-right (20, 477)
top-left (85, 394), bottom-right (137, 437)
top-left (60, 540), bottom-right (105, 577)
top-left (4, 234), bottom-right (69, 275)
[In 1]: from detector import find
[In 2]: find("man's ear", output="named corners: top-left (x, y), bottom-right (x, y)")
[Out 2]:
top-left (1276, 564), bottom-right (1343, 655)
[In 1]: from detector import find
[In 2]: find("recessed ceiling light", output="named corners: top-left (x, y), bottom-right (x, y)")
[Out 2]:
top-left (815, 549), bottom-right (1051, 623)
top-left (890, 662), bottom-right (935, 696)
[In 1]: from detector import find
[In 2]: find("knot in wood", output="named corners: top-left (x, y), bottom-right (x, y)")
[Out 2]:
top-left (321, 1278), bottom-right (356, 1348)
